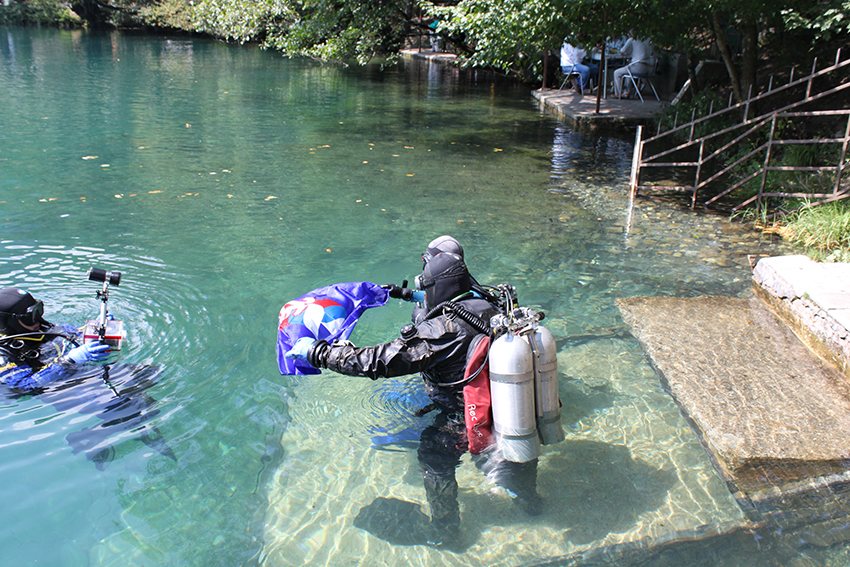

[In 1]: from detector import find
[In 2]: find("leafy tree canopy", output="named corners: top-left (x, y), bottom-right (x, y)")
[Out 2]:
top-left (8, 0), bottom-right (844, 96)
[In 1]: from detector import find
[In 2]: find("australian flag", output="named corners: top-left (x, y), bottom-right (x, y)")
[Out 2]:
top-left (277, 281), bottom-right (389, 375)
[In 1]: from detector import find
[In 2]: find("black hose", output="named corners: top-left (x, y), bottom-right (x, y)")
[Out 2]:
top-left (423, 301), bottom-right (490, 334)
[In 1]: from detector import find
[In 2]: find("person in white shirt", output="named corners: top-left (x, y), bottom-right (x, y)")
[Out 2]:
top-left (613, 30), bottom-right (653, 98)
top-left (560, 39), bottom-right (599, 93)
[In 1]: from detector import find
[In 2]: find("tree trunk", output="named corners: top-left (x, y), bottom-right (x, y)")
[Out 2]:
top-left (711, 11), bottom-right (742, 102)
top-left (687, 51), bottom-right (701, 96)
top-left (739, 20), bottom-right (759, 100)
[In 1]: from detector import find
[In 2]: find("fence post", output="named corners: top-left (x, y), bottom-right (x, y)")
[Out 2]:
top-left (629, 125), bottom-right (643, 197)
top-left (757, 115), bottom-right (778, 214)
top-left (806, 58), bottom-right (818, 98)
top-left (626, 125), bottom-right (643, 237)
top-left (693, 140), bottom-right (705, 209)
top-left (835, 114), bottom-right (850, 196)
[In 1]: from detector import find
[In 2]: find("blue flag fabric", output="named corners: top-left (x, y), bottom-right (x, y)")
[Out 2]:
top-left (277, 281), bottom-right (389, 375)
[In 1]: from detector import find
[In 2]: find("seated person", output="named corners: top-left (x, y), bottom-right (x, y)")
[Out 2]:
top-left (560, 38), bottom-right (599, 94)
top-left (613, 29), bottom-right (654, 98)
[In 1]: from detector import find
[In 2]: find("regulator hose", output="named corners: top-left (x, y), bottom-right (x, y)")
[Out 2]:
top-left (423, 301), bottom-right (491, 335)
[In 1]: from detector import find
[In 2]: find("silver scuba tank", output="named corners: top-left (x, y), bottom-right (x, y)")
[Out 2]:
top-left (526, 325), bottom-right (565, 445)
top-left (488, 321), bottom-right (541, 463)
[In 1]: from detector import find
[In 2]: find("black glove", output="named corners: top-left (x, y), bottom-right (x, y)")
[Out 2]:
top-left (382, 283), bottom-right (414, 301)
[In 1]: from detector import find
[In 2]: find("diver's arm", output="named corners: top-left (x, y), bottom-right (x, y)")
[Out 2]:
top-left (308, 337), bottom-right (427, 379)
top-left (0, 342), bottom-right (109, 391)
top-left (308, 318), bottom-right (465, 380)
top-left (0, 361), bottom-right (67, 390)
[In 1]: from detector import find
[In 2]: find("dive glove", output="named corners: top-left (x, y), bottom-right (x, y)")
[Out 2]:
top-left (382, 284), bottom-right (425, 303)
top-left (285, 337), bottom-right (315, 361)
top-left (64, 341), bottom-right (110, 364)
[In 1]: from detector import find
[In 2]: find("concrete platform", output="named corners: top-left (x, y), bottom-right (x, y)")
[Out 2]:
top-left (753, 255), bottom-right (850, 378)
top-left (616, 258), bottom-right (850, 541)
top-left (400, 47), bottom-right (459, 64)
top-left (532, 88), bottom-right (669, 131)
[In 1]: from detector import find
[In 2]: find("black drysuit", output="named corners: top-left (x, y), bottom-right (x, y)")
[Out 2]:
top-left (309, 296), bottom-right (540, 531)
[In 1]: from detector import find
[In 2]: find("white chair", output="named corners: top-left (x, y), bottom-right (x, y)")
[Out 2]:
top-left (623, 57), bottom-right (659, 102)
top-left (558, 66), bottom-right (584, 94)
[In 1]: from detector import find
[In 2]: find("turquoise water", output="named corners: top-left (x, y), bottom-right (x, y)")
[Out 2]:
top-left (0, 26), bottom-right (821, 567)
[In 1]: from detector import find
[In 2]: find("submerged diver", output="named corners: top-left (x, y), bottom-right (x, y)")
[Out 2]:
top-left (287, 239), bottom-right (541, 547)
top-left (0, 286), bottom-right (176, 468)
top-left (0, 287), bottom-right (109, 390)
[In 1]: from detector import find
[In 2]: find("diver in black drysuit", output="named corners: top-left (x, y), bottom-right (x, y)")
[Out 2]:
top-left (0, 286), bottom-right (176, 468)
top-left (287, 242), bottom-right (541, 546)
top-left (0, 287), bottom-right (110, 390)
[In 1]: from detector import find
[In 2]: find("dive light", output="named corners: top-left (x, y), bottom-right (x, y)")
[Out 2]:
top-left (83, 267), bottom-right (125, 351)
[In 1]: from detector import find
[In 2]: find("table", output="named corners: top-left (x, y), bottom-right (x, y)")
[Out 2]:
top-left (591, 49), bottom-right (626, 99)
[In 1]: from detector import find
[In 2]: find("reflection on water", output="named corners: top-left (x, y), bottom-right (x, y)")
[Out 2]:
top-left (2, 363), bottom-right (174, 468)
top-left (0, 25), bottom-right (823, 567)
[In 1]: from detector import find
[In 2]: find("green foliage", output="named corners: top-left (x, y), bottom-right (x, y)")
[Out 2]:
top-left (0, 0), bottom-right (82, 26)
top-left (781, 200), bottom-right (850, 262)
top-left (426, 0), bottom-right (637, 81)
top-left (261, 0), bottom-right (409, 65)
top-left (137, 0), bottom-right (196, 30)
top-left (425, 0), bottom-right (563, 79)
top-left (782, 0), bottom-right (850, 42)
top-left (654, 90), bottom-right (733, 138)
top-left (187, 0), bottom-right (285, 44)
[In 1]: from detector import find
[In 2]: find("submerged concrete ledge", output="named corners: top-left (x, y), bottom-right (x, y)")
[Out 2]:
top-left (617, 294), bottom-right (850, 538)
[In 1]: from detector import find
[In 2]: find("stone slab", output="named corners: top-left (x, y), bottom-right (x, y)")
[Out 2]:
top-left (616, 295), bottom-right (850, 493)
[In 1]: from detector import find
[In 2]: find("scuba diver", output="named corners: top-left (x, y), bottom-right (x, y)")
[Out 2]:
top-left (286, 238), bottom-right (542, 547)
top-left (0, 285), bottom-right (176, 469)
top-left (0, 287), bottom-right (109, 390)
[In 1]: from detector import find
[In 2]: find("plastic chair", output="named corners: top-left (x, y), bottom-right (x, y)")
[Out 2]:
top-left (623, 57), bottom-right (659, 102)
top-left (558, 66), bottom-right (584, 94)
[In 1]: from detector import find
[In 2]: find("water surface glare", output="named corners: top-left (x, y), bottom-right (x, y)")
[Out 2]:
top-left (1, 26), bottom-right (825, 567)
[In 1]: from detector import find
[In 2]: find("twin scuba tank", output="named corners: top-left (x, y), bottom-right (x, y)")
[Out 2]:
top-left (466, 285), bottom-right (565, 462)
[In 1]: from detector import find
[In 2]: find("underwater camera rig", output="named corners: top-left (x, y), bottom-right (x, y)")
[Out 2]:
top-left (83, 267), bottom-right (125, 351)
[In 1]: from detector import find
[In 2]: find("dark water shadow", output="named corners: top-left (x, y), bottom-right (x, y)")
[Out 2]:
top-left (483, 440), bottom-right (677, 545)
top-left (1, 363), bottom-right (175, 468)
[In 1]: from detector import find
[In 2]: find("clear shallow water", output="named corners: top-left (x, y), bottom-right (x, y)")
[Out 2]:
top-left (0, 26), bottom-right (826, 567)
